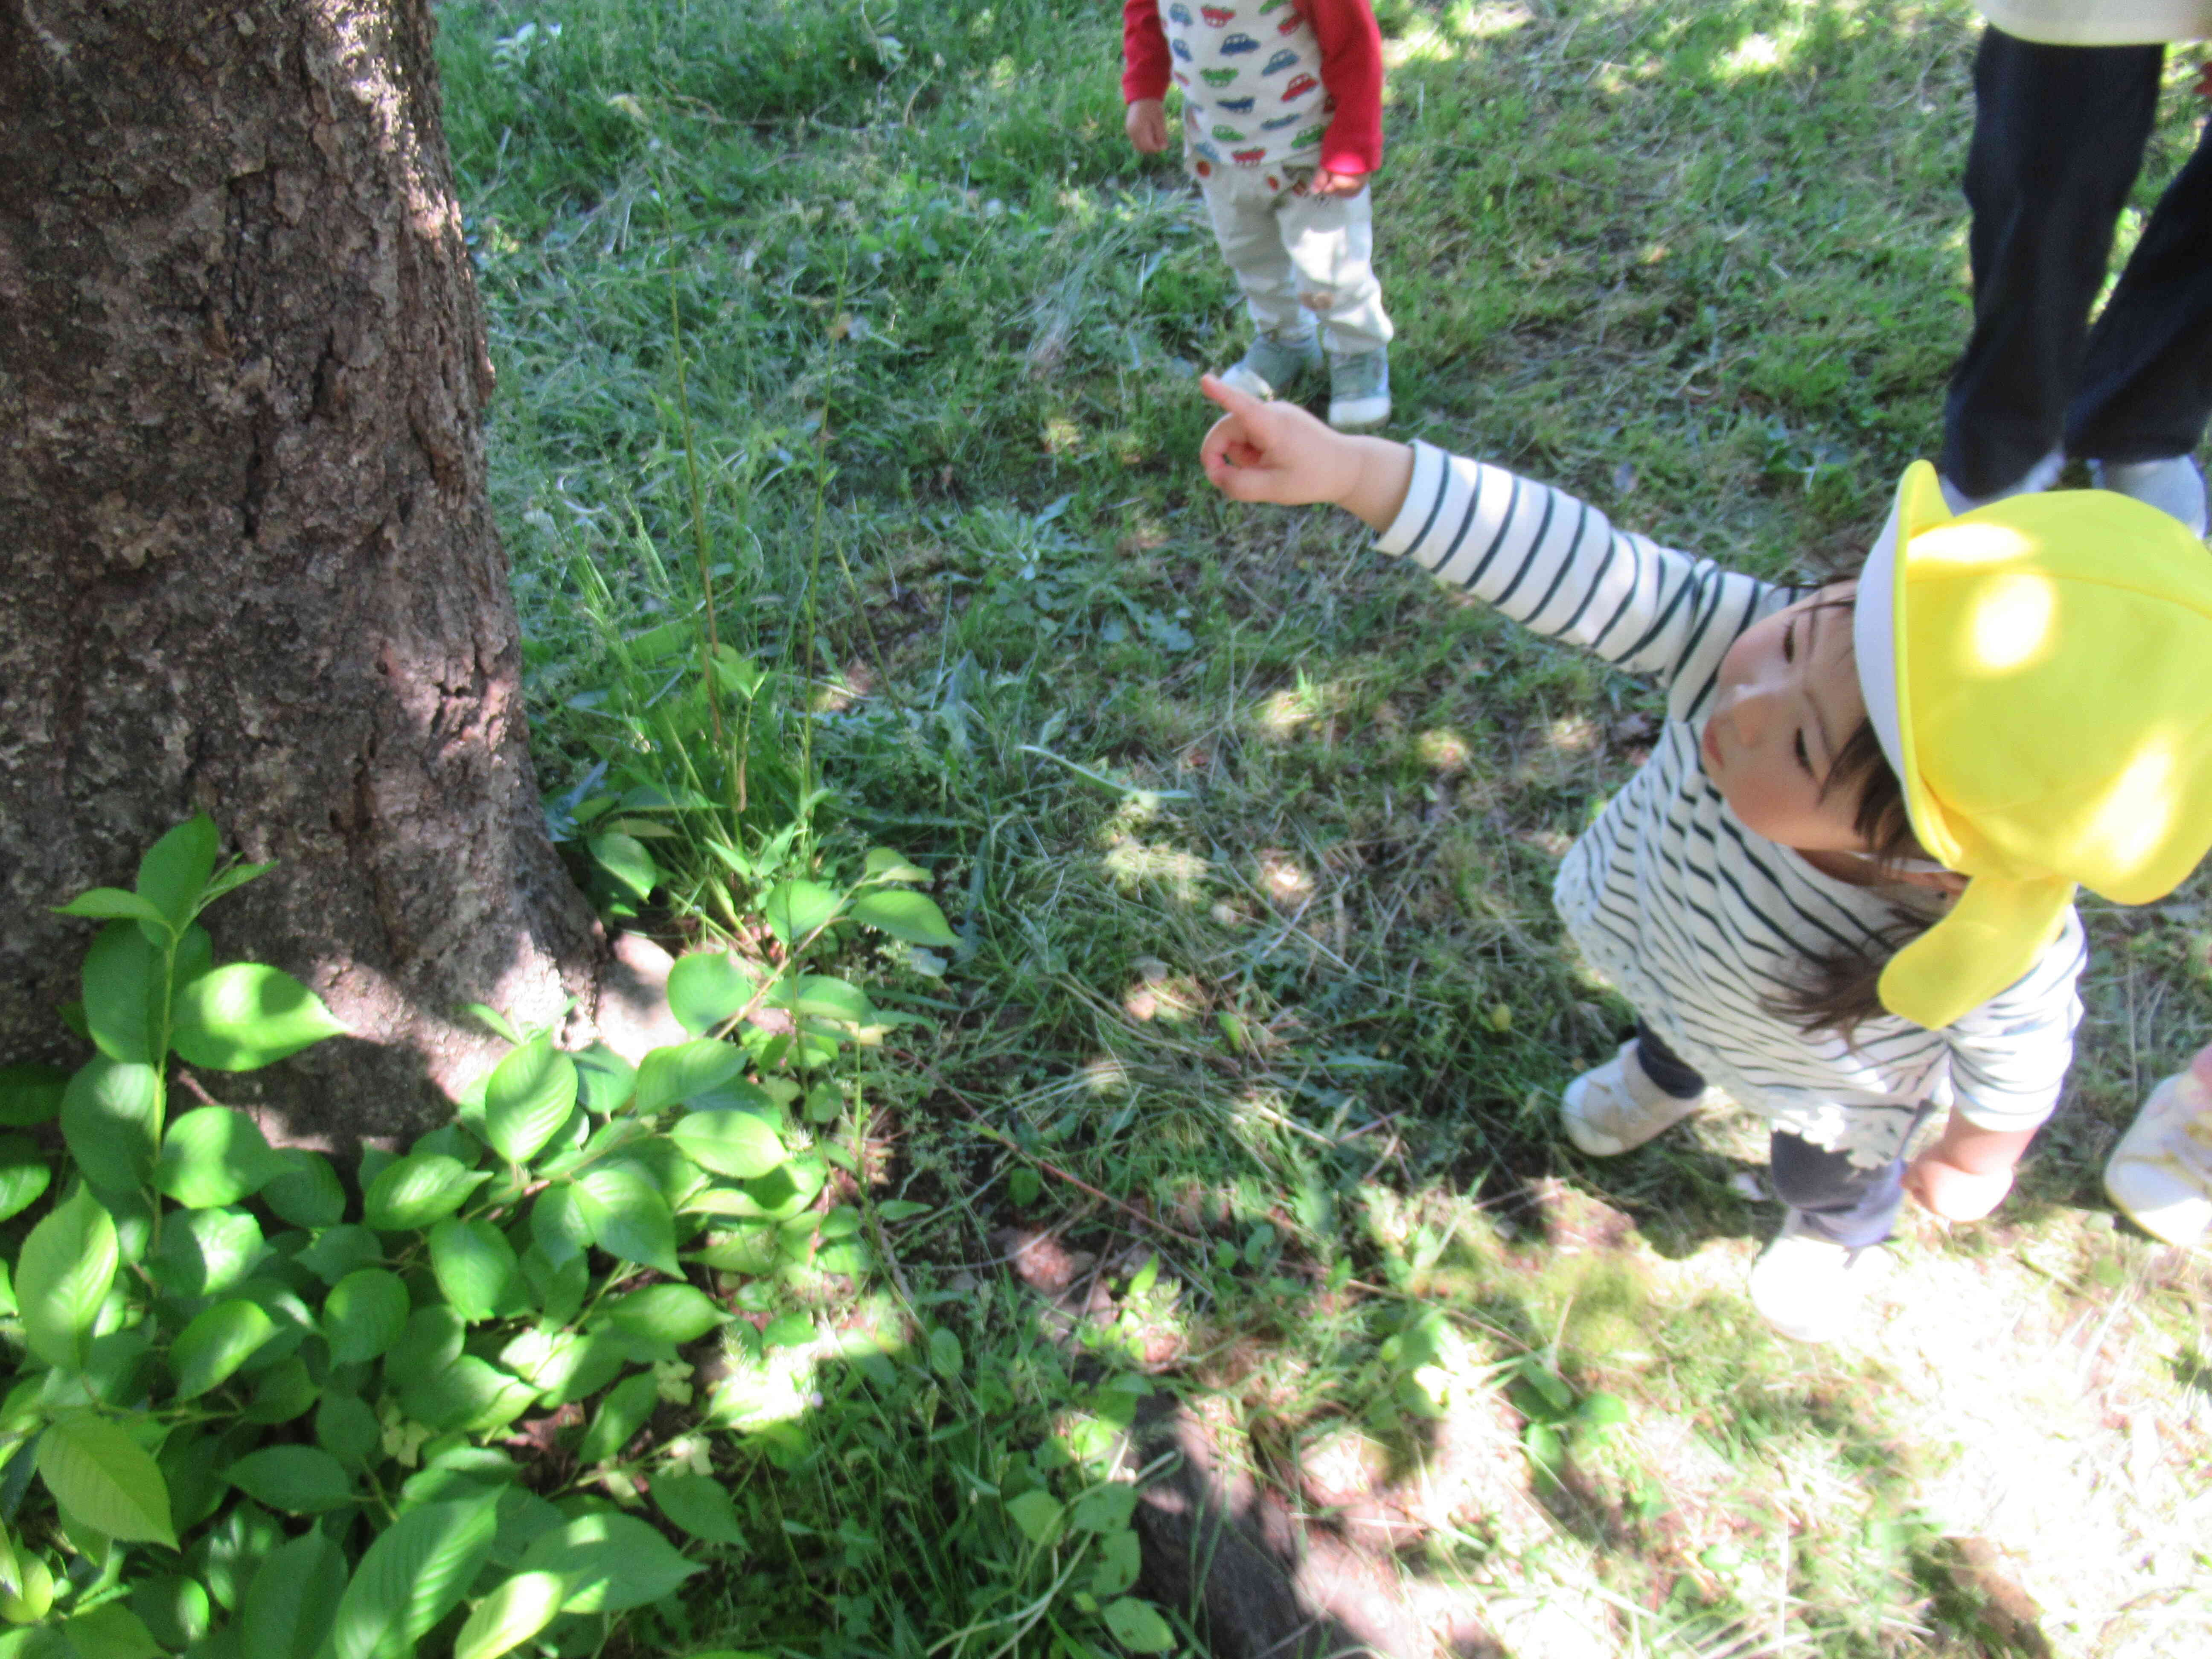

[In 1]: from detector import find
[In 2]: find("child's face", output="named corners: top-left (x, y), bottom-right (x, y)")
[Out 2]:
top-left (1703, 582), bottom-right (1872, 852)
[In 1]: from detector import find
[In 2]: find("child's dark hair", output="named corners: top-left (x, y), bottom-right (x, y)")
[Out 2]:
top-left (1762, 594), bottom-right (1936, 1038)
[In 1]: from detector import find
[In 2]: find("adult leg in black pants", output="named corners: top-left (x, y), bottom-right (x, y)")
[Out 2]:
top-left (2068, 100), bottom-right (2212, 492)
top-left (1941, 28), bottom-right (2164, 503)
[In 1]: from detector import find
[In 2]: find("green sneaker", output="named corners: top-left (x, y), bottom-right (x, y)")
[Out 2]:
top-left (1326, 347), bottom-right (1390, 431)
top-left (1217, 327), bottom-right (1321, 400)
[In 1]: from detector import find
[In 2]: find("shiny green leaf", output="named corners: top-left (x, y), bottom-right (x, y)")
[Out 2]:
top-left (170, 1299), bottom-right (278, 1399)
top-left (574, 1166), bottom-right (679, 1276)
top-left (317, 1393), bottom-right (382, 1472)
top-left (588, 832), bottom-right (658, 902)
top-left (155, 1107), bottom-right (281, 1208)
top-left (361, 1154), bottom-right (487, 1232)
top-left (58, 1601), bottom-right (163, 1659)
top-left (54, 887), bottom-right (168, 927)
top-left (35, 1409), bottom-right (175, 1546)
top-left (224, 1447), bottom-right (356, 1514)
top-left (862, 847), bottom-right (929, 882)
top-left (572, 1043), bottom-right (635, 1115)
top-left (60, 1057), bottom-right (161, 1194)
top-left (328, 1495), bottom-right (500, 1659)
top-left (578, 1371), bottom-right (659, 1466)
top-left (665, 952), bottom-right (760, 1036)
top-left (322, 1269), bottom-right (410, 1365)
top-left (669, 1108), bottom-right (784, 1180)
top-left (1005, 1490), bottom-right (1062, 1546)
top-left (18, 1185), bottom-right (118, 1371)
top-left (600, 1283), bottom-right (726, 1345)
top-left (652, 1472), bottom-right (746, 1545)
top-left (762, 878), bottom-right (843, 945)
top-left (169, 964), bottom-right (346, 1071)
top-left (1103, 1598), bottom-right (1176, 1653)
top-left (82, 920), bottom-right (163, 1064)
top-left (0, 1136), bottom-right (50, 1224)
top-left (241, 1530), bottom-right (346, 1659)
top-left (848, 888), bottom-right (958, 947)
top-left (135, 815), bottom-right (221, 927)
top-left (428, 1219), bottom-right (524, 1324)
top-left (632, 1040), bottom-right (747, 1115)
top-left (259, 1148), bottom-right (346, 1229)
top-left (451, 1570), bottom-right (567, 1659)
top-left (517, 1511), bottom-right (701, 1612)
top-left (482, 1038), bottom-right (577, 1165)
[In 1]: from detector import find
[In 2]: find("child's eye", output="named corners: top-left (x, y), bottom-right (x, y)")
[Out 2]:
top-left (1782, 619), bottom-right (1796, 663)
top-left (1793, 731), bottom-right (1813, 776)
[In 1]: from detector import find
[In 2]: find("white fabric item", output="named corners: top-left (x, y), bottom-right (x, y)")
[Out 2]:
top-left (1374, 442), bottom-right (2086, 1168)
top-left (1195, 164), bottom-right (1393, 355)
top-left (1560, 1040), bottom-right (1717, 1156)
top-left (1853, 487), bottom-right (1908, 792)
top-left (1973, 2), bottom-right (2212, 45)
top-left (2104, 1067), bottom-right (2212, 1244)
top-left (1166, 0), bottom-right (1331, 171)
top-left (1748, 1212), bottom-right (1890, 1343)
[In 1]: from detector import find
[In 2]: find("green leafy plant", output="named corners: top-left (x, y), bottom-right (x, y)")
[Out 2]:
top-left (1506, 1357), bottom-right (1629, 1490)
top-left (0, 816), bottom-right (939, 1656)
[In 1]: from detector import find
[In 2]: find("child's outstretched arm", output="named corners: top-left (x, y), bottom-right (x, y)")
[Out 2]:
top-left (1199, 375), bottom-right (1412, 527)
top-left (1200, 375), bottom-right (1783, 707)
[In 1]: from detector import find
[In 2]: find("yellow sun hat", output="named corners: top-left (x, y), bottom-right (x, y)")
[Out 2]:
top-left (1852, 461), bottom-right (2212, 1029)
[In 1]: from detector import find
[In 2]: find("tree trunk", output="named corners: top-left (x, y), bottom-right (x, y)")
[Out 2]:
top-left (0, 0), bottom-right (613, 1144)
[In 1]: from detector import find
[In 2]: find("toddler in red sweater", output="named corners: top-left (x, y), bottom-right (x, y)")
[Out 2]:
top-left (1122, 0), bottom-right (1394, 428)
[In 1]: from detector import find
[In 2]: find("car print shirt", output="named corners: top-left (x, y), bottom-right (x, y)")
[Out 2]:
top-left (1122, 0), bottom-right (1385, 175)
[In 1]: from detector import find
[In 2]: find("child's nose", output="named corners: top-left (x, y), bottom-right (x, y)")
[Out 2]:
top-left (1727, 684), bottom-right (1775, 748)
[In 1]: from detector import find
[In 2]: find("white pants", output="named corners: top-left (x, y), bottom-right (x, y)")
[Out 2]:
top-left (1194, 163), bottom-right (1393, 357)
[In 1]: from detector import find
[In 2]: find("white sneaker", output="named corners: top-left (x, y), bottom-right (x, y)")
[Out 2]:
top-left (1938, 447), bottom-right (2064, 516)
top-left (1748, 1210), bottom-right (1889, 1343)
top-left (1560, 1039), bottom-right (1717, 1157)
top-left (2091, 455), bottom-right (2209, 538)
top-left (2104, 1067), bottom-right (2212, 1246)
top-left (1325, 348), bottom-right (1391, 431)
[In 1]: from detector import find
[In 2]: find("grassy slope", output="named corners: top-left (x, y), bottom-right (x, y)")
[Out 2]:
top-left (440, 2), bottom-right (2212, 1652)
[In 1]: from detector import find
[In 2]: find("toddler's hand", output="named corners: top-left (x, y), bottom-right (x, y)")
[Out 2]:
top-left (1903, 1150), bottom-right (2015, 1222)
top-left (1126, 99), bottom-right (1169, 154)
top-left (1199, 375), bottom-right (1415, 528)
top-left (1304, 168), bottom-right (1368, 198)
top-left (1198, 375), bottom-right (1364, 508)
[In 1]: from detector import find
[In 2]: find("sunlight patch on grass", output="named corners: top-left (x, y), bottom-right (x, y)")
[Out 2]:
top-left (1099, 832), bottom-right (1210, 901)
top-left (1719, 32), bottom-right (1793, 79)
top-left (1417, 728), bottom-right (1473, 773)
top-left (1257, 850), bottom-right (1315, 905)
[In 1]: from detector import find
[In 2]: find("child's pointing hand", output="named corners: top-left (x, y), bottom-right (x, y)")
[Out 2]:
top-left (1198, 373), bottom-right (1413, 529)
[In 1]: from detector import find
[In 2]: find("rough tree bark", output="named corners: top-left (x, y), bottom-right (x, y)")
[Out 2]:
top-left (0, 0), bottom-right (631, 1143)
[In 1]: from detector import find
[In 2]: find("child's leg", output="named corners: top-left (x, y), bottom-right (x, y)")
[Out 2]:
top-left (1766, 1131), bottom-right (1905, 1249)
top-left (1195, 166), bottom-right (1310, 342)
top-left (1632, 1020), bottom-right (1706, 1099)
top-left (1751, 1126), bottom-right (1926, 1342)
top-left (1275, 184), bottom-right (1393, 358)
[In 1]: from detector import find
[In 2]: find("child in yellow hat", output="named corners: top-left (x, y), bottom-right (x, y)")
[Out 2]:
top-left (1197, 375), bottom-right (2212, 1339)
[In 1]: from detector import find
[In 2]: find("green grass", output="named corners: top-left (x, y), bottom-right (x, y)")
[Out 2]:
top-left (439, 2), bottom-right (2212, 1653)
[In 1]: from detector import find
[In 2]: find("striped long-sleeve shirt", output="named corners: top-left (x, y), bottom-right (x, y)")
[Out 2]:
top-left (1377, 442), bottom-right (2085, 1167)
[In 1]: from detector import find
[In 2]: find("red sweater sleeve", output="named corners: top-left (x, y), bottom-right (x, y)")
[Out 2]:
top-left (1122, 0), bottom-right (1170, 103)
top-left (1301, 0), bottom-right (1385, 175)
